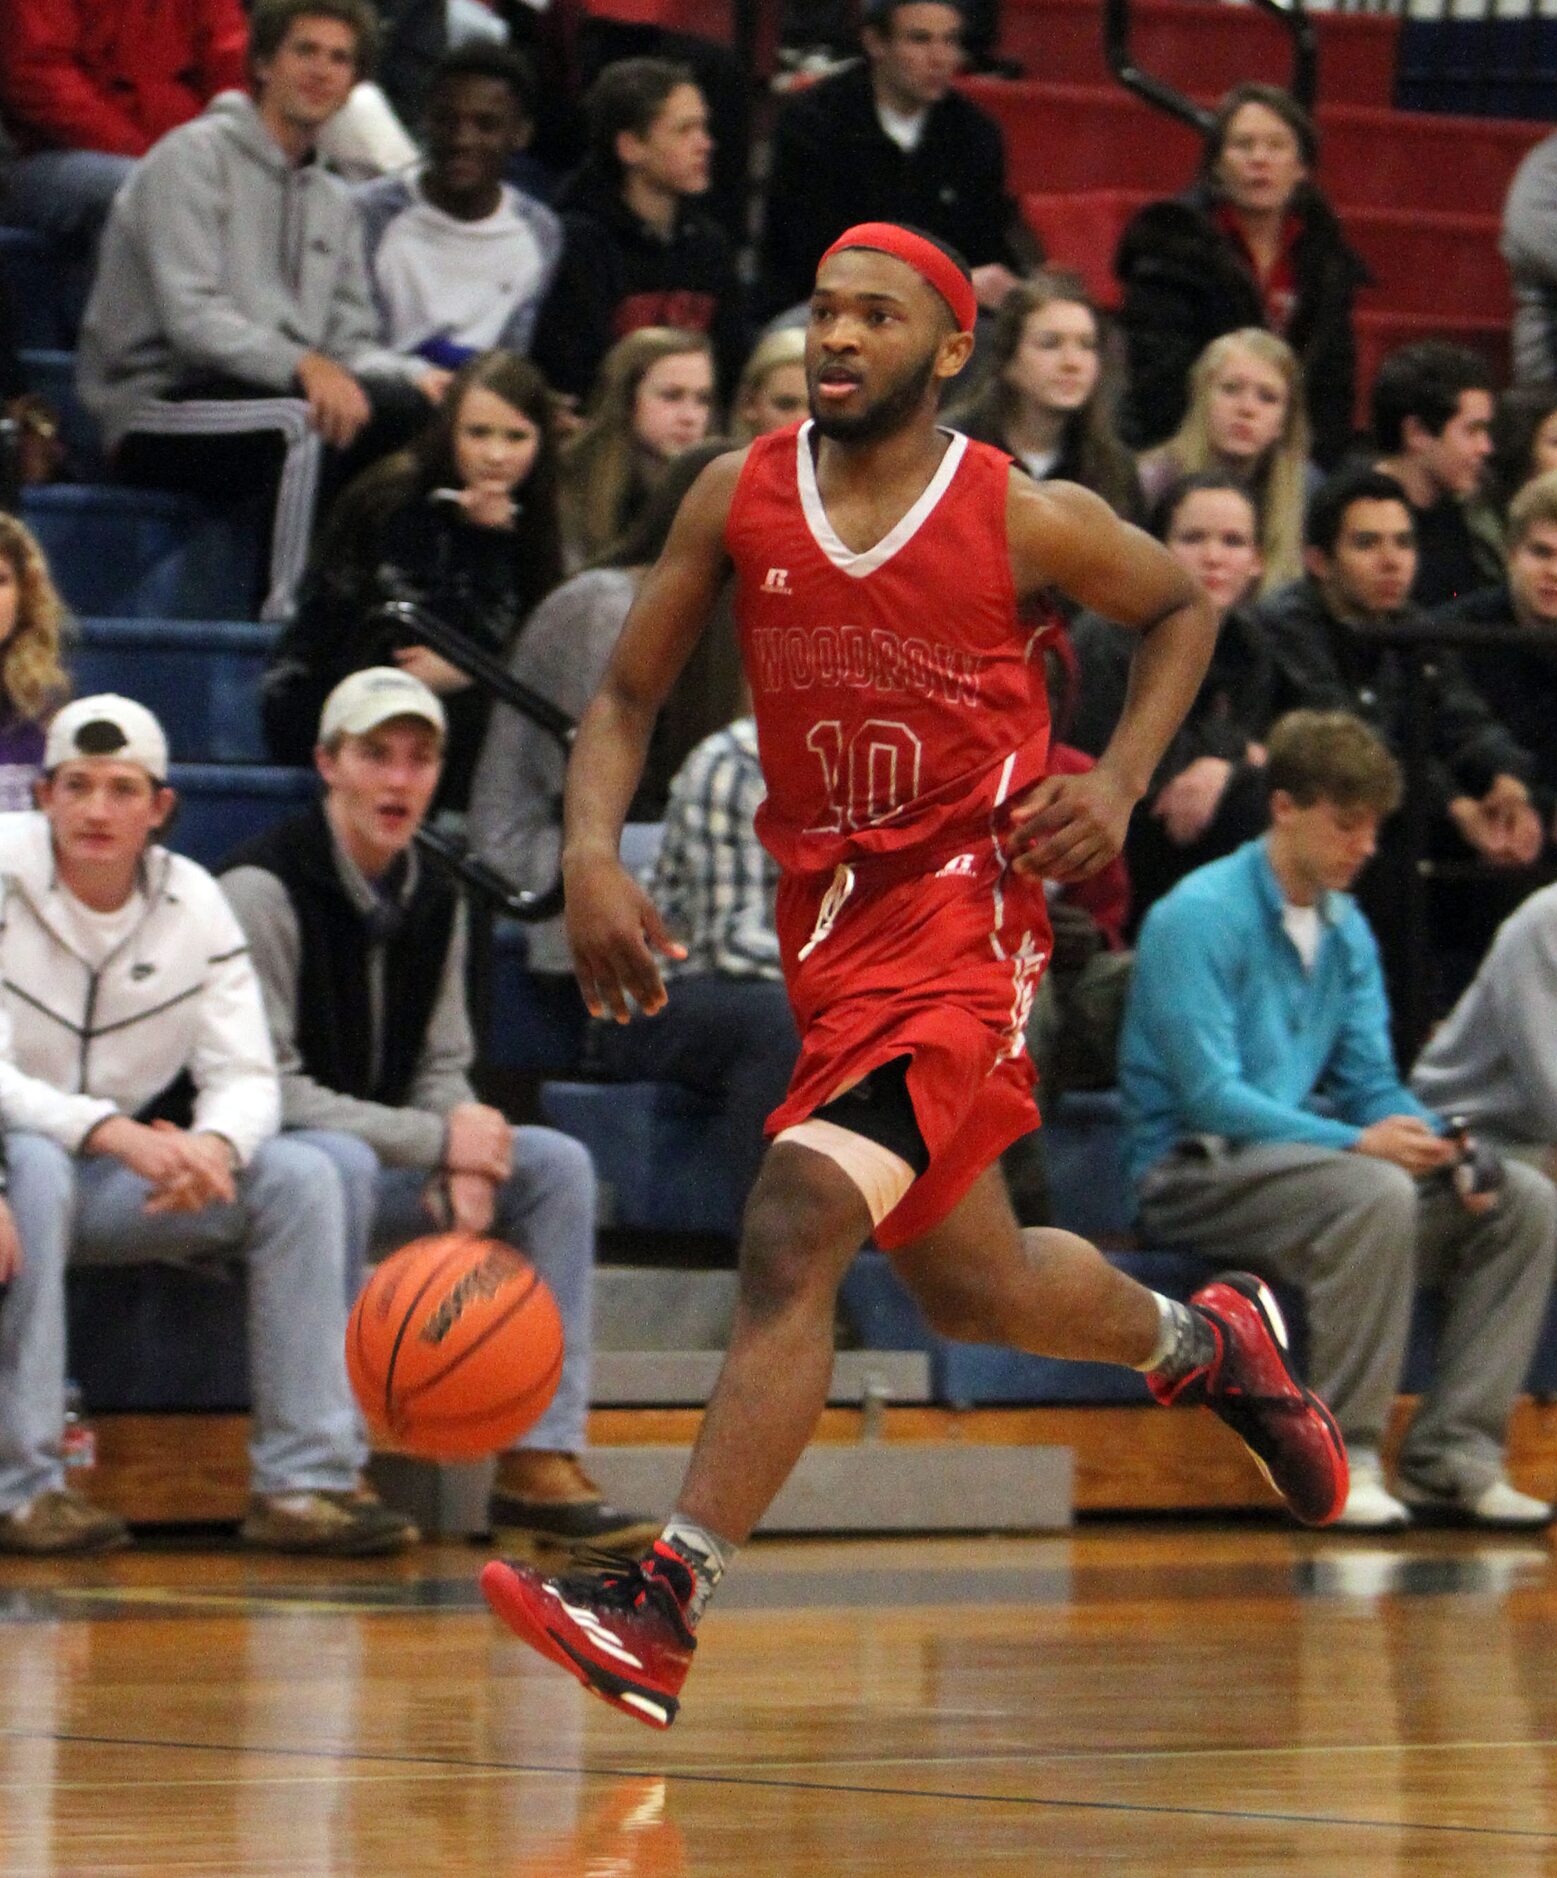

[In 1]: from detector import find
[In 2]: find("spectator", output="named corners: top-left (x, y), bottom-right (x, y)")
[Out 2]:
top-left (1372, 340), bottom-right (1500, 610)
top-left (530, 58), bottom-right (745, 405)
top-left (0, 694), bottom-right (414, 1555)
top-left (355, 46), bottom-right (563, 367)
top-left (1256, 466), bottom-right (1541, 880)
top-left (1071, 474), bottom-right (1273, 921)
top-left (1413, 878), bottom-right (1557, 1185)
top-left (260, 348), bottom-right (564, 806)
top-left (0, 0), bottom-right (247, 266)
top-left (1115, 83), bottom-right (1365, 467)
top-left (1491, 384), bottom-right (1557, 512)
top-left (221, 666), bottom-right (656, 1557)
top-left (0, 515), bottom-right (70, 811)
top-left (731, 329), bottom-right (808, 442)
top-left (1121, 708), bottom-right (1557, 1531)
top-left (1138, 329), bottom-right (1309, 595)
top-left (1431, 469), bottom-right (1557, 819)
top-left (950, 270), bottom-right (1144, 522)
top-left (76, 0), bottom-right (445, 621)
top-left (560, 326), bottom-right (715, 563)
top-left (756, 0), bottom-right (1027, 322)
top-left (592, 716), bottom-right (801, 1223)
top-left (1502, 125), bottom-right (1557, 386)
top-left (469, 438), bottom-right (742, 972)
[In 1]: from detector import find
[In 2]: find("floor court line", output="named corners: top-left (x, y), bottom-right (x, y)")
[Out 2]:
top-left (8, 1728), bottom-right (1557, 1843)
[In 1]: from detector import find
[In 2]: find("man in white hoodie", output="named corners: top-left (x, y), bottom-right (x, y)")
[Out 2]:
top-left (77, 0), bottom-right (445, 618)
top-left (0, 695), bottom-right (415, 1556)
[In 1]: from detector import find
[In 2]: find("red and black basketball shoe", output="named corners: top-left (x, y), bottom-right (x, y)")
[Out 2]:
top-left (480, 1543), bottom-right (697, 1729)
top-left (1147, 1271), bottom-right (1348, 1527)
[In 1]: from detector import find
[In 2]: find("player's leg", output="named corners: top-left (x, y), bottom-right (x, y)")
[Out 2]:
top-left (888, 1165), bottom-right (1161, 1363)
top-left (480, 1098), bottom-right (892, 1727)
top-left (889, 1167), bottom-right (1349, 1529)
top-left (673, 1138), bottom-right (873, 1542)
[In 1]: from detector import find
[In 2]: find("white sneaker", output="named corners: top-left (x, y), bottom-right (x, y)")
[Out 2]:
top-left (1398, 1473), bottom-right (1553, 1529)
top-left (1333, 1457), bottom-right (1411, 1531)
top-left (1469, 1480), bottom-right (1553, 1528)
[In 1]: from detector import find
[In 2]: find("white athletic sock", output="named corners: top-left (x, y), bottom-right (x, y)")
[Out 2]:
top-left (1135, 1291), bottom-right (1215, 1380)
top-left (658, 1517), bottom-right (738, 1628)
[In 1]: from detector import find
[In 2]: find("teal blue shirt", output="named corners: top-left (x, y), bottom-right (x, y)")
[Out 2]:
top-left (1119, 838), bottom-right (1438, 1191)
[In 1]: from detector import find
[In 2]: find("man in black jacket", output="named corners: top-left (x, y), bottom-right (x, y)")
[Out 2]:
top-left (531, 57), bottom-right (746, 403)
top-left (756, 0), bottom-right (1026, 322)
top-left (1372, 341), bottom-right (1501, 610)
top-left (1431, 466), bottom-right (1557, 822)
top-left (1255, 467), bottom-right (1538, 868)
top-left (1255, 466), bottom-right (1541, 1017)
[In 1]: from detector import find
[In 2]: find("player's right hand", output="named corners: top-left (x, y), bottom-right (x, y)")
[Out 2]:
top-left (564, 851), bottom-right (687, 1023)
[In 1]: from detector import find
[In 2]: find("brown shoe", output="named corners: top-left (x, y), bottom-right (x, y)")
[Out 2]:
top-left (240, 1482), bottom-right (420, 1556)
top-left (0, 1487), bottom-right (131, 1556)
top-left (489, 1451), bottom-right (659, 1560)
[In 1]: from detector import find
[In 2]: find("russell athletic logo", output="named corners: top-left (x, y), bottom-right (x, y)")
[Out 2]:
top-left (762, 567), bottom-right (791, 594)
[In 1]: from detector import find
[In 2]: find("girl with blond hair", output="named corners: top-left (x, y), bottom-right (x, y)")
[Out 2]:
top-left (732, 328), bottom-right (807, 441)
top-left (561, 327), bottom-right (716, 564)
top-left (0, 514), bottom-right (69, 810)
top-left (1139, 328), bottom-right (1311, 594)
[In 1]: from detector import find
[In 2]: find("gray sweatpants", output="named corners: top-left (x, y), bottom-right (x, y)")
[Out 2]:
top-left (1137, 1141), bottom-right (1557, 1496)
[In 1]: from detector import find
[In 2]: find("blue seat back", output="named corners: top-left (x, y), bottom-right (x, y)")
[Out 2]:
top-left (73, 619), bottom-right (277, 763)
top-left (22, 484), bottom-right (261, 619)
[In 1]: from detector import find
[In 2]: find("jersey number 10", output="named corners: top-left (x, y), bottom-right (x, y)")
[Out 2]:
top-left (805, 719), bottom-right (924, 832)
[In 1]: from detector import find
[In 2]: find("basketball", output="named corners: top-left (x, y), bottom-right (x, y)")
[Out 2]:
top-left (346, 1233), bottom-right (564, 1460)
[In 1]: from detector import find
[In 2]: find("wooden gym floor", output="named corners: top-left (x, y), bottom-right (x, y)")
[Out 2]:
top-left (3, 1523), bottom-right (1557, 1875)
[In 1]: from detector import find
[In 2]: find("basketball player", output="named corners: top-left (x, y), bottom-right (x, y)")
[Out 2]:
top-left (482, 223), bottom-right (1349, 1727)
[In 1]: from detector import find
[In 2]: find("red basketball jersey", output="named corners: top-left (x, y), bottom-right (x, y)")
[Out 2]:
top-left (726, 422), bottom-right (1051, 880)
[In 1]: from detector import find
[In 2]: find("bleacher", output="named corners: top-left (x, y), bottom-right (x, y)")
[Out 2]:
top-left (9, 0), bottom-right (1557, 1532)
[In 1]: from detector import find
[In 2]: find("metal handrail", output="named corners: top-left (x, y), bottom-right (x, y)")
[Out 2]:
top-left (414, 822), bottom-right (565, 924)
top-left (371, 599), bottom-right (574, 924)
top-left (1103, 0), bottom-right (1317, 128)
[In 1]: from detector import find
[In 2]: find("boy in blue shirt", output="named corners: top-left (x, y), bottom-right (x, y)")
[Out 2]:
top-left (1122, 709), bottom-right (1557, 1530)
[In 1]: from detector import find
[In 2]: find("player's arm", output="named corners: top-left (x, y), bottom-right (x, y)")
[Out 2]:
top-left (563, 452), bottom-right (744, 1022)
top-left (1006, 476), bottom-right (1218, 881)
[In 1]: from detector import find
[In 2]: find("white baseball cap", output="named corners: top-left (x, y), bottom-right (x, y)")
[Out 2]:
top-left (45, 695), bottom-right (169, 781)
top-left (319, 667), bottom-right (446, 743)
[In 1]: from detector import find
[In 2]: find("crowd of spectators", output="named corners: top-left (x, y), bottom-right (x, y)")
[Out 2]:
top-left (7, 0), bottom-right (1557, 1544)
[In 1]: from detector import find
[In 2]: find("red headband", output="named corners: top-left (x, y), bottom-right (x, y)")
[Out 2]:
top-left (817, 222), bottom-right (977, 334)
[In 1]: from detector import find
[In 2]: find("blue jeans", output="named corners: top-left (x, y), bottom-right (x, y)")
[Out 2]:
top-left (294, 1127), bottom-right (597, 1455)
top-left (0, 1131), bottom-right (362, 1513)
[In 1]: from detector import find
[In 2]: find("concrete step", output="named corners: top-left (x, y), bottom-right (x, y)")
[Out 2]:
top-left (591, 1349), bottom-right (930, 1406)
top-left (595, 1267), bottom-right (738, 1350)
top-left (587, 1444), bottom-right (1073, 1535)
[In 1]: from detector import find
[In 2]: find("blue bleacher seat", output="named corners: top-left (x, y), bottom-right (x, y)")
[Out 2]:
top-left (486, 922), bottom-right (590, 1075)
top-left (73, 618), bottom-right (277, 763)
top-left (1043, 1087), bottom-right (1134, 1243)
top-left (167, 763), bottom-right (316, 868)
top-left (22, 484), bottom-right (261, 619)
top-left (68, 1267), bottom-right (249, 1413)
top-left (540, 1079), bottom-right (740, 1236)
top-left (0, 227), bottom-right (75, 349)
top-left (17, 348), bottom-right (102, 472)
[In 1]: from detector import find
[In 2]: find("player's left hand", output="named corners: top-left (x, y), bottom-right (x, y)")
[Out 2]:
top-left (1008, 765), bottom-right (1135, 881)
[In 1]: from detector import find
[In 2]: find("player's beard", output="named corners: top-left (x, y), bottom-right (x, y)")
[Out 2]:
top-left (809, 344), bottom-right (940, 444)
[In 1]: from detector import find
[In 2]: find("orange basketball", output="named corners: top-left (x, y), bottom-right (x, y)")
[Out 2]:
top-left (346, 1232), bottom-right (564, 1460)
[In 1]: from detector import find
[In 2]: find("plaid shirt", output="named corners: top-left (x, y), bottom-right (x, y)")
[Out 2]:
top-left (651, 718), bottom-right (781, 982)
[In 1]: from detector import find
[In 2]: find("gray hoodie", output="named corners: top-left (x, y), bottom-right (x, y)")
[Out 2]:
top-left (79, 90), bottom-right (420, 451)
top-left (1502, 130), bottom-right (1557, 385)
top-left (1411, 879), bottom-right (1557, 1146)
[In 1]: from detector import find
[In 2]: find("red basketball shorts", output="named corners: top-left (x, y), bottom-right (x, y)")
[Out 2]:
top-left (765, 842), bottom-right (1053, 1248)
